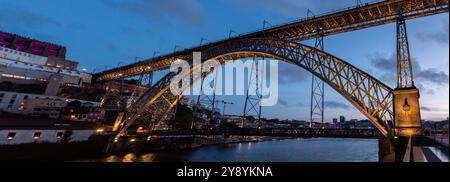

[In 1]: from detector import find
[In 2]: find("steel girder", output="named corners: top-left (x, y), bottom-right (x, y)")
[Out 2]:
top-left (94, 0), bottom-right (448, 82)
top-left (115, 38), bottom-right (394, 139)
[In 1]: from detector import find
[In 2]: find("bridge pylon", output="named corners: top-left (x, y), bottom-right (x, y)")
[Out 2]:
top-left (309, 28), bottom-right (325, 129)
top-left (242, 56), bottom-right (264, 128)
top-left (393, 15), bottom-right (422, 137)
top-left (191, 65), bottom-right (220, 129)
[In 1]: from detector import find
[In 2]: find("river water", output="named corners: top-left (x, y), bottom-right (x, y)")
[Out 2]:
top-left (89, 138), bottom-right (380, 162)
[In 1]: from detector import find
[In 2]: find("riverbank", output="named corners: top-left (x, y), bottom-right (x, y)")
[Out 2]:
top-left (111, 135), bottom-right (291, 153)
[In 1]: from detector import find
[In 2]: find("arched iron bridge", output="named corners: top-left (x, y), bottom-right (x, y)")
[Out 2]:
top-left (115, 38), bottom-right (394, 139)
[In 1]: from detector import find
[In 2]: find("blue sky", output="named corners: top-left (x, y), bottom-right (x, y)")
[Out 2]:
top-left (0, 0), bottom-right (448, 121)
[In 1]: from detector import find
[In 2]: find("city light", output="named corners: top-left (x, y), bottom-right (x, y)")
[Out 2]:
top-left (0, 0), bottom-right (447, 167)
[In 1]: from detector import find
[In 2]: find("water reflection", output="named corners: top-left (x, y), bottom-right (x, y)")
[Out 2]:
top-left (122, 153), bottom-right (138, 162)
top-left (140, 154), bottom-right (158, 162)
top-left (97, 138), bottom-right (381, 162)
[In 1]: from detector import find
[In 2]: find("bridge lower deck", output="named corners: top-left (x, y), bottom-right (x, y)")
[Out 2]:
top-left (121, 128), bottom-right (383, 139)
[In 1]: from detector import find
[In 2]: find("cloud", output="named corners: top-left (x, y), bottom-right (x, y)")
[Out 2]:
top-left (103, 0), bottom-right (204, 26)
top-left (369, 53), bottom-right (449, 86)
top-left (416, 83), bottom-right (435, 95)
top-left (278, 63), bottom-right (308, 84)
top-left (420, 106), bottom-right (447, 112)
top-left (416, 21), bottom-right (449, 45)
top-left (0, 3), bottom-right (61, 30)
top-left (325, 101), bottom-right (350, 110)
top-left (416, 68), bottom-right (449, 86)
top-left (421, 106), bottom-right (431, 112)
top-left (278, 99), bottom-right (289, 106)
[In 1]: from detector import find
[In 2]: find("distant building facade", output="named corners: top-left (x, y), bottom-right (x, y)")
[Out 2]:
top-left (333, 118), bottom-right (338, 124)
top-left (0, 91), bottom-right (101, 121)
top-left (339, 116), bottom-right (346, 123)
top-left (0, 31), bottom-right (91, 86)
top-left (22, 98), bottom-right (67, 119)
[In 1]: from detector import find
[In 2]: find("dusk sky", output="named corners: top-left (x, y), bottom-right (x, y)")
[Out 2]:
top-left (1, 0), bottom-right (448, 121)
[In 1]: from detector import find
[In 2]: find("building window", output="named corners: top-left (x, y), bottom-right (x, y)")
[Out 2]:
top-left (33, 132), bottom-right (42, 140)
top-left (56, 132), bottom-right (64, 139)
top-left (23, 95), bottom-right (29, 100)
top-left (7, 132), bottom-right (16, 140)
top-left (9, 94), bottom-right (17, 104)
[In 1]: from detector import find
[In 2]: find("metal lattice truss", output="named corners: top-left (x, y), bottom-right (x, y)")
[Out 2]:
top-left (126, 72), bottom-right (153, 112)
top-left (94, 0), bottom-right (448, 82)
top-left (196, 68), bottom-right (219, 114)
top-left (116, 38), bottom-right (394, 138)
top-left (100, 81), bottom-right (125, 109)
top-left (242, 57), bottom-right (264, 128)
top-left (310, 31), bottom-right (325, 128)
top-left (396, 16), bottom-right (415, 88)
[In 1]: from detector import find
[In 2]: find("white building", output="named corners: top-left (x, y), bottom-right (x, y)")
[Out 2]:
top-left (0, 91), bottom-right (99, 114)
top-left (0, 46), bottom-right (91, 85)
top-left (22, 98), bottom-right (67, 119)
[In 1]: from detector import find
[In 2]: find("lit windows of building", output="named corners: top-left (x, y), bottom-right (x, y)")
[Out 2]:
top-left (33, 132), bottom-right (42, 140)
top-left (7, 132), bottom-right (16, 140)
top-left (56, 131), bottom-right (64, 139)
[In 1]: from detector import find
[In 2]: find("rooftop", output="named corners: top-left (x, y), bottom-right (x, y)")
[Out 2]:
top-left (0, 30), bottom-right (66, 58)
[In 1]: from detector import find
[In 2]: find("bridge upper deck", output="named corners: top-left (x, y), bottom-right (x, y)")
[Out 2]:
top-left (94, 0), bottom-right (449, 82)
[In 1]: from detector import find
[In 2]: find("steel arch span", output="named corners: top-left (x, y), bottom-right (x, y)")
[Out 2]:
top-left (115, 38), bottom-right (394, 139)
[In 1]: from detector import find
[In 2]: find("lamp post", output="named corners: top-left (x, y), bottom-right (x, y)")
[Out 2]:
top-left (229, 30), bottom-right (239, 39)
top-left (200, 38), bottom-right (208, 46)
top-left (153, 51), bottom-right (160, 58)
top-left (134, 57), bottom-right (143, 63)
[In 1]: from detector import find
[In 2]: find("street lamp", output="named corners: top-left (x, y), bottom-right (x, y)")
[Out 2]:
top-left (104, 65), bottom-right (112, 71)
top-left (134, 57), bottom-right (143, 63)
top-left (200, 38), bottom-right (208, 46)
top-left (215, 100), bottom-right (234, 116)
top-left (229, 29), bottom-right (239, 39)
top-left (153, 51), bottom-right (160, 58)
top-left (117, 61), bottom-right (125, 67)
top-left (174, 45), bottom-right (182, 53)
top-left (262, 20), bottom-right (273, 30)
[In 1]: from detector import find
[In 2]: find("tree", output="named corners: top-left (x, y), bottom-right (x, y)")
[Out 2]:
top-left (169, 103), bottom-right (193, 130)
